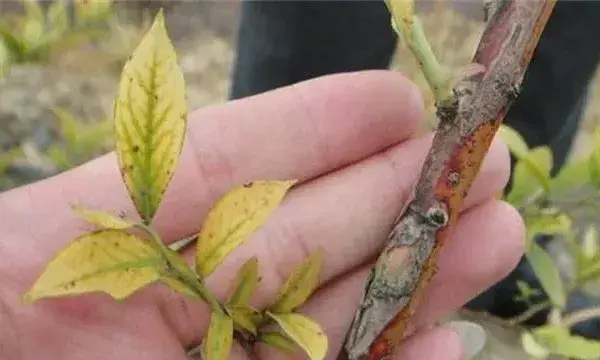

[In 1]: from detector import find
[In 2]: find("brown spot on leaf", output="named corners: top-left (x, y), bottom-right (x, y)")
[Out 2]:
top-left (243, 182), bottom-right (254, 188)
top-left (132, 145), bottom-right (139, 153)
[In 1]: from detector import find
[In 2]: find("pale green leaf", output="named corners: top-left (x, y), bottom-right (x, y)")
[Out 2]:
top-left (21, 0), bottom-right (45, 51)
top-left (499, 125), bottom-right (530, 159)
top-left (521, 330), bottom-right (551, 359)
top-left (506, 147), bottom-right (553, 206)
top-left (0, 23), bottom-right (27, 61)
top-left (589, 148), bottom-right (600, 190)
top-left (583, 226), bottom-right (599, 259)
top-left (70, 204), bottom-right (137, 230)
top-left (46, 146), bottom-right (72, 170)
top-left (258, 331), bottom-right (299, 355)
top-left (205, 311), bottom-right (233, 360)
top-left (269, 248), bottom-right (324, 313)
top-left (267, 312), bottom-right (328, 360)
top-left (195, 180), bottom-right (296, 277)
top-left (23, 230), bottom-right (162, 302)
top-left (549, 158), bottom-right (590, 198)
top-left (226, 304), bottom-right (262, 335)
top-left (514, 280), bottom-right (541, 304)
top-left (525, 212), bottom-right (572, 245)
top-left (53, 107), bottom-right (80, 148)
top-left (114, 9), bottom-right (187, 223)
top-left (577, 254), bottom-right (600, 284)
top-left (22, 0), bottom-right (44, 25)
top-left (0, 38), bottom-right (10, 78)
top-left (47, 0), bottom-right (69, 40)
top-left (526, 241), bottom-right (566, 308)
top-left (226, 257), bottom-right (259, 307)
top-left (532, 325), bottom-right (600, 360)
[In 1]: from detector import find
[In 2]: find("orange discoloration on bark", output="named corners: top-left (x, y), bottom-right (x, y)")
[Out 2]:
top-left (366, 338), bottom-right (391, 360)
top-left (441, 122), bottom-right (500, 212)
top-left (522, 1), bottom-right (556, 67)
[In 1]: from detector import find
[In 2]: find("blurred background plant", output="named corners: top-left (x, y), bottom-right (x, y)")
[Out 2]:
top-left (497, 123), bottom-right (600, 359)
top-left (0, 1), bottom-right (599, 359)
top-left (44, 107), bottom-right (113, 170)
top-left (0, 0), bottom-right (113, 77)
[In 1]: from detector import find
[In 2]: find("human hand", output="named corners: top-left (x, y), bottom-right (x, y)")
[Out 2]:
top-left (0, 71), bottom-right (523, 360)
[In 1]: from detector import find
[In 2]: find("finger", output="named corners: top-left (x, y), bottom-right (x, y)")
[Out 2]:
top-left (391, 326), bottom-right (463, 360)
top-left (265, 198), bottom-right (521, 358)
top-left (1, 70), bottom-right (422, 280)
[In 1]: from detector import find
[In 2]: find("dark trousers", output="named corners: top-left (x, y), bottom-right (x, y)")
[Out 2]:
top-left (229, 1), bottom-right (600, 336)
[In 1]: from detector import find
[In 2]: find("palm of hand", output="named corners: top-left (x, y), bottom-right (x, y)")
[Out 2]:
top-left (0, 72), bottom-right (523, 360)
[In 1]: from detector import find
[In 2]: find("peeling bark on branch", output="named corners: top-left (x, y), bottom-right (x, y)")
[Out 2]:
top-left (339, 1), bottom-right (556, 359)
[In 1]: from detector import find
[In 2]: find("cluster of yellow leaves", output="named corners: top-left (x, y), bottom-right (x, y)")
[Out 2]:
top-left (204, 250), bottom-right (328, 360)
top-left (22, 9), bottom-right (329, 360)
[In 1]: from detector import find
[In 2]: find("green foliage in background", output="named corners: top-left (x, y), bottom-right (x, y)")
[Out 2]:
top-left (0, 0), bottom-right (113, 77)
top-left (500, 124), bottom-right (600, 359)
top-left (0, 108), bottom-right (114, 190)
top-left (46, 107), bottom-right (114, 170)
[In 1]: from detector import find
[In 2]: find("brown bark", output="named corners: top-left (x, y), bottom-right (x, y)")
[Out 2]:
top-left (339, 1), bottom-right (557, 359)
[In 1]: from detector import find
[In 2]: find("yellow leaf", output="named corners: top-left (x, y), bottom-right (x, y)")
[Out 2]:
top-left (205, 311), bottom-right (233, 360)
top-left (267, 312), bottom-right (328, 360)
top-left (113, 9), bottom-right (187, 223)
top-left (24, 230), bottom-right (162, 302)
top-left (226, 256), bottom-right (259, 307)
top-left (71, 204), bottom-right (137, 230)
top-left (269, 248), bottom-right (324, 313)
top-left (226, 304), bottom-right (262, 335)
top-left (258, 331), bottom-right (298, 354)
top-left (195, 180), bottom-right (296, 277)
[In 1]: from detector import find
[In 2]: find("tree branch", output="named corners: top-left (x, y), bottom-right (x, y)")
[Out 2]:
top-left (339, 1), bottom-right (556, 359)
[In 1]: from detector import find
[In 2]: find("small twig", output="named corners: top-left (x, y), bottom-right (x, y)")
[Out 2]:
top-left (385, 0), bottom-right (452, 103)
top-left (563, 306), bottom-right (600, 328)
top-left (505, 301), bottom-right (552, 326)
top-left (137, 223), bottom-right (224, 314)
